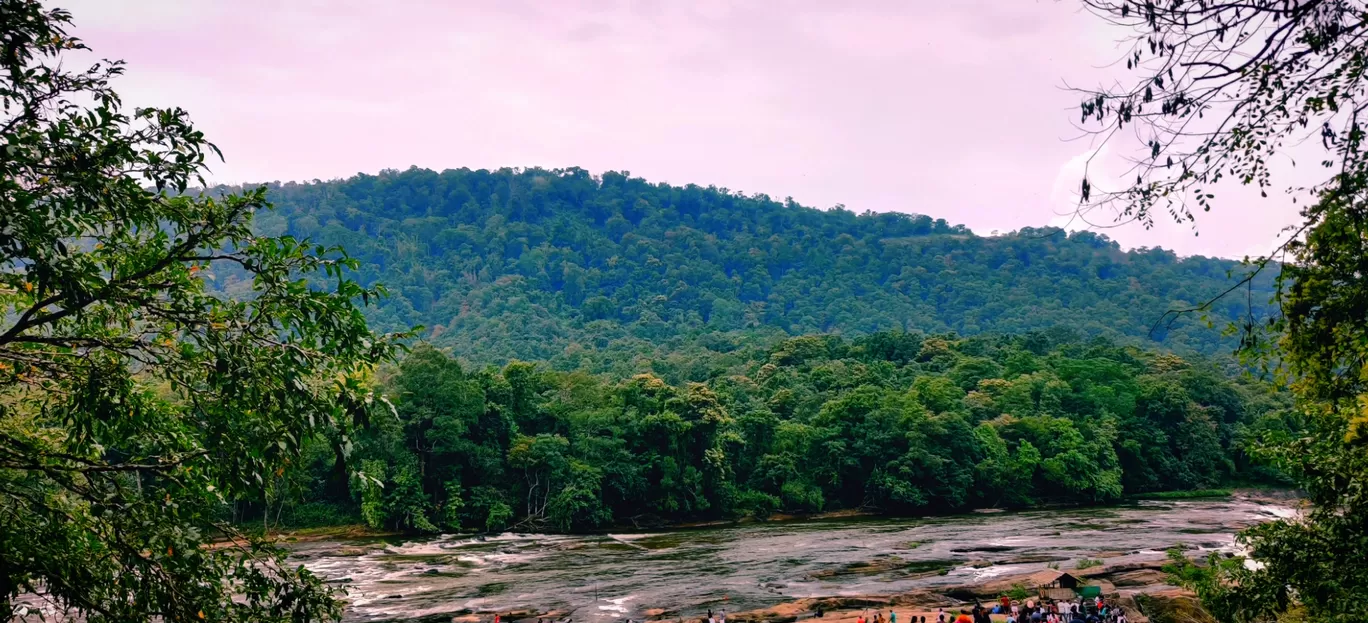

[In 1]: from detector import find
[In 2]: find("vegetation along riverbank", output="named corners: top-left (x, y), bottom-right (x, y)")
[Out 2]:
top-left (248, 331), bottom-right (1295, 536)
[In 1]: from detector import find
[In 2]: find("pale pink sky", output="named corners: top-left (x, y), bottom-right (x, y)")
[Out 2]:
top-left (59, 0), bottom-right (1301, 259)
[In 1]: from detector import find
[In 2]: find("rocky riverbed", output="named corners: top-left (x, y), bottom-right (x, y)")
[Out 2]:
top-left (288, 494), bottom-right (1296, 622)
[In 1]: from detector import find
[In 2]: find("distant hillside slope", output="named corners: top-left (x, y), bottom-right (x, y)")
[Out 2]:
top-left (218, 167), bottom-right (1274, 372)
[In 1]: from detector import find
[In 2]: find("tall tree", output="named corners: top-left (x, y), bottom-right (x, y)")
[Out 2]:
top-left (1077, 1), bottom-right (1368, 620)
top-left (0, 2), bottom-right (401, 620)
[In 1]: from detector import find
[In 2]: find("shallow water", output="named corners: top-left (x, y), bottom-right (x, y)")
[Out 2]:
top-left (290, 498), bottom-right (1294, 622)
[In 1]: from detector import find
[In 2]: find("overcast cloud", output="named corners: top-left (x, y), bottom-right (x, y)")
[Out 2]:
top-left (56, 0), bottom-right (1304, 259)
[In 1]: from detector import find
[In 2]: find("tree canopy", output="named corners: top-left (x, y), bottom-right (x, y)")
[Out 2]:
top-left (217, 166), bottom-right (1278, 374)
top-left (267, 331), bottom-right (1292, 536)
top-left (0, 2), bottom-right (399, 620)
top-left (1077, 1), bottom-right (1368, 621)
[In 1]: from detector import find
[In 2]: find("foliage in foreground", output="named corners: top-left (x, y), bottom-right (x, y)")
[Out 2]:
top-left (1078, 1), bottom-right (1368, 621)
top-left (269, 331), bottom-right (1293, 534)
top-left (0, 2), bottom-right (399, 620)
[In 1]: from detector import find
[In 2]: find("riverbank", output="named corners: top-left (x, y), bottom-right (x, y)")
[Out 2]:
top-left (696, 529), bottom-right (1246, 623)
top-left (210, 523), bottom-right (399, 551)
top-left (664, 487), bottom-right (1296, 533)
top-left (714, 591), bottom-right (1190, 623)
top-left (412, 576), bottom-right (1198, 623)
top-left (260, 486), bottom-right (1299, 541)
top-left (1127, 486), bottom-right (1298, 503)
top-left (438, 557), bottom-right (1189, 623)
top-left (711, 558), bottom-right (1214, 623)
top-left (270, 523), bottom-right (400, 543)
top-left (289, 496), bottom-right (1288, 622)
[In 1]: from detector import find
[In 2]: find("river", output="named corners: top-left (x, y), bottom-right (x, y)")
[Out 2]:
top-left (291, 497), bottom-right (1295, 622)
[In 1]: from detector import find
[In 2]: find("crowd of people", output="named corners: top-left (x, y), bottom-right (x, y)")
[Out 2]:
top-left (530, 589), bottom-right (1135, 623)
top-left (824, 594), bottom-right (1129, 623)
top-left (932, 594), bottom-right (1129, 623)
top-left (628, 590), bottom-right (1135, 623)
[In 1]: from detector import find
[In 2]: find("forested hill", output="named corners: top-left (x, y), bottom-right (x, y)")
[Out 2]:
top-left (223, 166), bottom-right (1274, 372)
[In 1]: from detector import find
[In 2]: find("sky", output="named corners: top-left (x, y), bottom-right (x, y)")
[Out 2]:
top-left (57, 0), bottom-right (1305, 259)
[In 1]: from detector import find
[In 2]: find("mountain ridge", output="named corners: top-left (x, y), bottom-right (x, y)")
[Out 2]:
top-left (211, 166), bottom-right (1276, 377)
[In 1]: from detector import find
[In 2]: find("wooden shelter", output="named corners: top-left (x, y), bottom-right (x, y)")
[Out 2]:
top-left (1026, 569), bottom-right (1082, 600)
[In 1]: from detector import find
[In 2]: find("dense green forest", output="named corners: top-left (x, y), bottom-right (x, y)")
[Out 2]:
top-left (227, 167), bottom-right (1296, 534)
top-left (212, 167), bottom-right (1275, 377)
top-left (262, 331), bottom-right (1292, 533)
